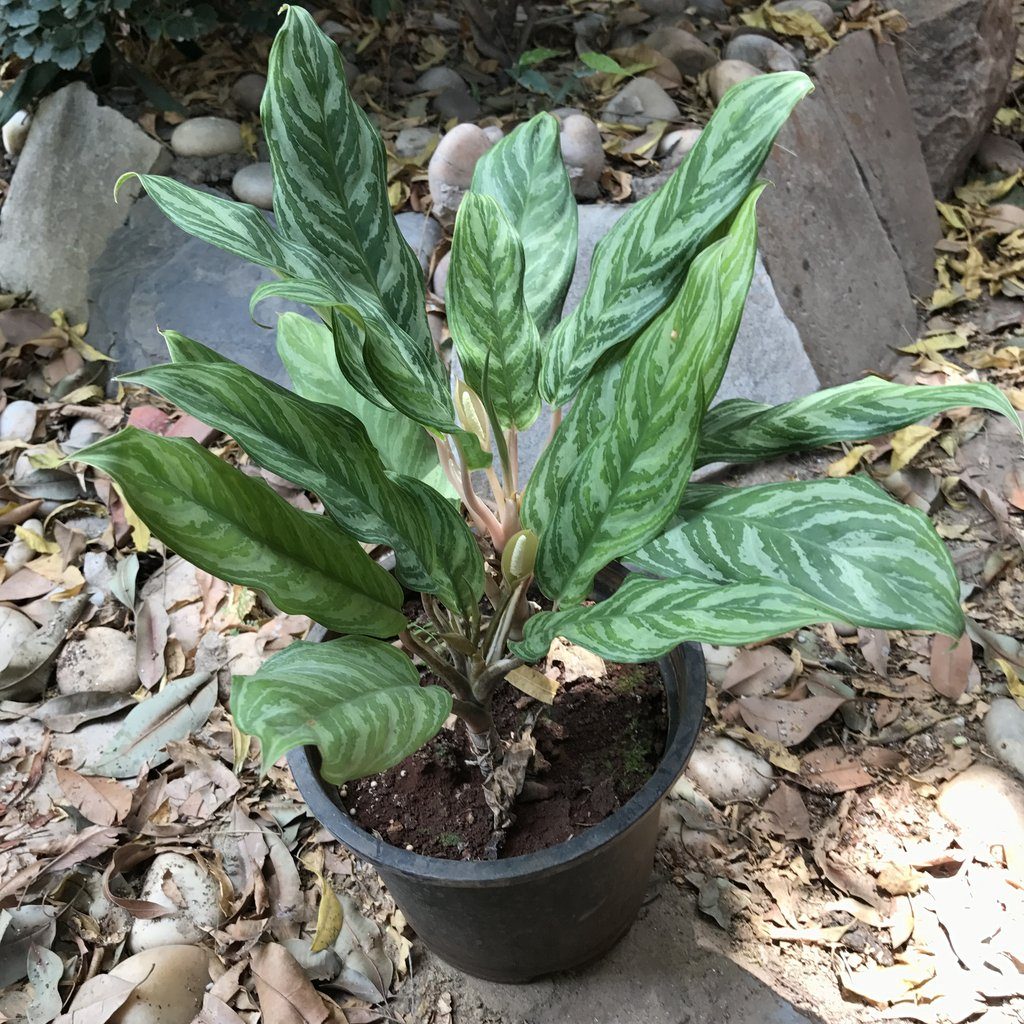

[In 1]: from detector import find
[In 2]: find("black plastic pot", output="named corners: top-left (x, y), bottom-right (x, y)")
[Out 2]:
top-left (288, 635), bottom-right (706, 983)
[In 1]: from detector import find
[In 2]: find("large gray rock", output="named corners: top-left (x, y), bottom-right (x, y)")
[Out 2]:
top-left (814, 31), bottom-right (940, 298)
top-left (89, 196), bottom-right (438, 382)
top-left (0, 83), bottom-right (164, 321)
top-left (757, 91), bottom-right (916, 385)
top-left (895, 0), bottom-right (1016, 196)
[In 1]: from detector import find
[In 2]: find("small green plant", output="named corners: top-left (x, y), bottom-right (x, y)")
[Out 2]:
top-left (0, 0), bottom-right (277, 122)
top-left (76, 9), bottom-right (1020, 808)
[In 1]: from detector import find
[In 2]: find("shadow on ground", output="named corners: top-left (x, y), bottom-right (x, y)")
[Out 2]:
top-left (400, 876), bottom-right (826, 1024)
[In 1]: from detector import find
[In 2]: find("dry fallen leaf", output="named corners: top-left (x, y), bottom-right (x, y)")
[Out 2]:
top-left (737, 694), bottom-right (847, 747)
top-left (761, 783), bottom-right (811, 840)
top-left (251, 942), bottom-right (329, 1024)
top-left (56, 766), bottom-right (132, 827)
top-left (721, 647), bottom-right (795, 697)
top-left (930, 633), bottom-right (974, 700)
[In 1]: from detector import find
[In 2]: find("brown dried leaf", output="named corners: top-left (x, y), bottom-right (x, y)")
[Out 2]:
top-left (737, 694), bottom-right (847, 747)
top-left (251, 943), bottom-right (329, 1024)
top-left (858, 629), bottom-right (890, 677)
top-left (798, 746), bottom-right (875, 793)
top-left (761, 784), bottom-right (811, 840)
top-left (56, 767), bottom-right (132, 826)
top-left (54, 974), bottom-right (140, 1024)
top-left (840, 955), bottom-right (935, 1008)
top-left (721, 647), bottom-right (794, 697)
top-left (929, 632), bottom-right (973, 700)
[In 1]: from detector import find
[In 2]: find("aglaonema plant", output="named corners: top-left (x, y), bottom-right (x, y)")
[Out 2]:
top-left (76, 8), bottom-right (1021, 811)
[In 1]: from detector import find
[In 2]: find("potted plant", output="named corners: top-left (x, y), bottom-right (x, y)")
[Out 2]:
top-left (75, 7), bottom-right (1021, 983)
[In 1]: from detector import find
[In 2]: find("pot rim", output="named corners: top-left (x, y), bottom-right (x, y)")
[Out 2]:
top-left (287, 640), bottom-right (706, 886)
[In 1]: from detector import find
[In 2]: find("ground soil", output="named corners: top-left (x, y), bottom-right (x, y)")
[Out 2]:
top-left (344, 662), bottom-right (667, 859)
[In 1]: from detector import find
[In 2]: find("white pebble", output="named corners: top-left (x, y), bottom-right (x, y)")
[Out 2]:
top-left (0, 399), bottom-right (38, 441)
top-left (2, 109), bottom-right (30, 156)
top-left (129, 853), bottom-right (225, 952)
top-left (231, 162), bottom-right (274, 210)
top-left (170, 117), bottom-right (244, 158)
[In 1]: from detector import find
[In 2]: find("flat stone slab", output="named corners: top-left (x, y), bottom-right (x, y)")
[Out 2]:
top-left (89, 199), bottom-right (441, 383)
top-left (0, 83), bottom-right (164, 322)
top-left (758, 90), bottom-right (918, 386)
top-left (403, 877), bottom-right (814, 1024)
top-left (814, 31), bottom-right (940, 298)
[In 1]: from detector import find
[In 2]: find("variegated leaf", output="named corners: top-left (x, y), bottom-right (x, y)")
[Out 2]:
top-left (448, 193), bottom-right (541, 429)
top-left (275, 313), bottom-right (452, 496)
top-left (539, 71), bottom-right (812, 406)
top-left (470, 113), bottom-right (577, 334)
top-left (249, 279), bottom-right (491, 470)
top-left (631, 477), bottom-right (964, 635)
top-left (118, 173), bottom-right (345, 290)
top-left (74, 428), bottom-right (406, 638)
top-left (534, 189), bottom-right (761, 604)
top-left (231, 638), bottom-right (451, 783)
top-left (521, 348), bottom-right (625, 534)
top-left (697, 377), bottom-right (1023, 465)
top-left (123, 342), bottom-right (425, 577)
top-left (263, 6), bottom-right (429, 349)
top-left (512, 575), bottom-right (840, 663)
top-left (394, 475), bottom-right (485, 618)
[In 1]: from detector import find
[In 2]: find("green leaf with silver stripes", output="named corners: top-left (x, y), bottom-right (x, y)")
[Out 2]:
top-left (631, 477), bottom-right (964, 634)
top-left (534, 187), bottom-right (762, 604)
top-left (116, 173), bottom-right (346, 291)
top-left (120, 338), bottom-right (454, 601)
top-left (274, 313), bottom-right (453, 497)
top-left (263, 6), bottom-right (430, 351)
top-left (74, 428), bottom-right (406, 638)
top-left (469, 113), bottom-right (577, 334)
top-left (539, 71), bottom-right (813, 406)
top-left (448, 193), bottom-right (542, 430)
top-left (697, 377), bottom-right (1023, 466)
top-left (511, 575), bottom-right (842, 663)
top-left (231, 638), bottom-right (451, 784)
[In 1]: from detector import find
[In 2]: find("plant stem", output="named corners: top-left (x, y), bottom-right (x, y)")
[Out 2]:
top-left (399, 628), bottom-right (472, 702)
top-left (475, 656), bottom-right (526, 701)
top-left (452, 698), bottom-right (503, 773)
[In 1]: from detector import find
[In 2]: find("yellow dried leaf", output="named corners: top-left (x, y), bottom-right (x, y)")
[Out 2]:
top-left (898, 332), bottom-right (969, 357)
top-left (725, 726), bottom-right (801, 772)
top-left (935, 201), bottom-right (968, 230)
top-left (27, 446), bottom-right (64, 470)
top-left (113, 483), bottom-right (151, 552)
top-left (954, 171), bottom-right (1023, 206)
top-left (51, 565), bottom-right (85, 600)
top-left (506, 665), bottom-right (559, 705)
top-left (240, 122), bottom-right (259, 158)
top-left (1006, 388), bottom-right (1024, 411)
top-left (890, 424), bottom-right (938, 472)
top-left (962, 345), bottom-right (1024, 369)
top-left (826, 443), bottom-right (874, 478)
top-left (741, 1), bottom-right (835, 49)
top-left (995, 658), bottom-right (1024, 710)
top-left (14, 523), bottom-right (59, 554)
top-left (301, 847), bottom-right (344, 953)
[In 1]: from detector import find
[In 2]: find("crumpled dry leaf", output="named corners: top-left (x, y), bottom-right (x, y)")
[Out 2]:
top-left (738, 694), bottom-right (847, 747)
top-left (721, 646), bottom-right (794, 697)
top-left (56, 766), bottom-right (132, 827)
top-left (483, 725), bottom-right (536, 843)
top-left (84, 671), bottom-right (216, 778)
top-left (840, 954), bottom-right (935, 1007)
top-left (332, 895), bottom-right (394, 1003)
top-left (251, 942), bottom-right (329, 1024)
top-left (890, 424), bottom-right (939, 472)
top-left (930, 633), bottom-right (974, 700)
top-left (761, 783), bottom-right (811, 840)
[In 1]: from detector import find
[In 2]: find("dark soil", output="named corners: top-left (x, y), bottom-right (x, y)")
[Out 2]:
top-left (343, 661), bottom-right (667, 860)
